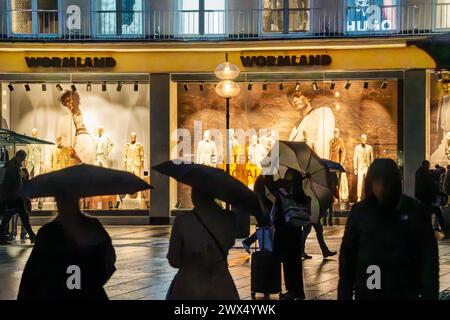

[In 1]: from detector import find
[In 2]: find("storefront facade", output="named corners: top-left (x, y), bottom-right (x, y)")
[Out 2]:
top-left (0, 39), bottom-right (439, 223)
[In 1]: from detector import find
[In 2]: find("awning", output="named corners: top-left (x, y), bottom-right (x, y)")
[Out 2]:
top-left (408, 33), bottom-right (450, 70)
top-left (0, 128), bottom-right (54, 146)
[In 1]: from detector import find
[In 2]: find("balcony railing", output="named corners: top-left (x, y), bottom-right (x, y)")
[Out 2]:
top-left (0, 4), bottom-right (448, 42)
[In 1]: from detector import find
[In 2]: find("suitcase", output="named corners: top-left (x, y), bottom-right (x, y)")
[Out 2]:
top-left (250, 250), bottom-right (282, 300)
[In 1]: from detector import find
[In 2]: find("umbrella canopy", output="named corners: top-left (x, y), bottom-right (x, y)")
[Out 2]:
top-left (23, 164), bottom-right (152, 198)
top-left (408, 33), bottom-right (450, 69)
top-left (322, 159), bottom-right (346, 173)
top-left (152, 161), bottom-right (260, 216)
top-left (0, 128), bottom-right (54, 146)
top-left (278, 141), bottom-right (334, 223)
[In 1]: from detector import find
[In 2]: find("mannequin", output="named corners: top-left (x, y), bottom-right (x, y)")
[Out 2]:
top-left (353, 134), bottom-right (374, 201)
top-left (94, 126), bottom-right (114, 168)
top-left (431, 81), bottom-right (450, 165)
top-left (247, 135), bottom-right (265, 190)
top-left (301, 130), bottom-right (317, 153)
top-left (124, 132), bottom-right (144, 177)
top-left (26, 128), bottom-right (43, 178)
top-left (228, 129), bottom-right (240, 164)
top-left (260, 129), bottom-right (276, 154)
top-left (50, 136), bottom-right (71, 171)
top-left (329, 128), bottom-right (349, 202)
top-left (196, 130), bottom-right (217, 166)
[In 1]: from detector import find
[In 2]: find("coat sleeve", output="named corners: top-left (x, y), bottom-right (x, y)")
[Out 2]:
top-left (338, 208), bottom-right (360, 300)
top-left (167, 217), bottom-right (183, 269)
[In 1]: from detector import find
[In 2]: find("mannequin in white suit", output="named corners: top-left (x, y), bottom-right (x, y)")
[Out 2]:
top-left (353, 134), bottom-right (374, 201)
top-left (196, 130), bottom-right (217, 166)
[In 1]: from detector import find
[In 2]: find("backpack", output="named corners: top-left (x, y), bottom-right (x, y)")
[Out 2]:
top-left (279, 192), bottom-right (311, 227)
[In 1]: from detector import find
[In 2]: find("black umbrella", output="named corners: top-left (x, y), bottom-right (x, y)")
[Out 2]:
top-left (408, 33), bottom-right (450, 69)
top-left (322, 159), bottom-right (346, 173)
top-left (23, 164), bottom-right (152, 198)
top-left (152, 161), bottom-right (260, 216)
top-left (277, 141), bottom-right (334, 224)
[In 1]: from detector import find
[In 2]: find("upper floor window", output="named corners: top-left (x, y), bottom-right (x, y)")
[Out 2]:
top-left (180, 0), bottom-right (226, 35)
top-left (435, 0), bottom-right (450, 30)
top-left (346, 0), bottom-right (399, 33)
top-left (261, 0), bottom-right (311, 34)
top-left (9, 0), bottom-right (59, 35)
top-left (96, 0), bottom-right (143, 36)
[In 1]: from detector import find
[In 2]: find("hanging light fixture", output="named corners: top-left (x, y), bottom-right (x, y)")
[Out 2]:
top-left (438, 72), bottom-right (443, 82)
top-left (214, 60), bottom-right (240, 80)
top-left (215, 80), bottom-right (240, 99)
top-left (117, 82), bottom-right (122, 92)
top-left (87, 82), bottom-right (91, 92)
top-left (134, 82), bottom-right (139, 91)
top-left (295, 82), bottom-right (300, 91)
top-left (102, 82), bottom-right (107, 92)
top-left (345, 81), bottom-right (351, 90)
top-left (380, 80), bottom-right (388, 89)
top-left (71, 84), bottom-right (77, 91)
top-left (56, 84), bottom-right (63, 92)
top-left (363, 81), bottom-right (369, 89)
top-left (7, 83), bottom-right (14, 91)
top-left (330, 81), bottom-right (335, 90)
top-left (42, 84), bottom-right (47, 92)
top-left (312, 81), bottom-right (318, 91)
top-left (25, 83), bottom-right (30, 92)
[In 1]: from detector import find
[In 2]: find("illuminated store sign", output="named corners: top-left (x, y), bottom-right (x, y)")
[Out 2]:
top-left (240, 55), bottom-right (332, 67)
top-left (346, 0), bottom-right (397, 32)
top-left (25, 57), bottom-right (117, 68)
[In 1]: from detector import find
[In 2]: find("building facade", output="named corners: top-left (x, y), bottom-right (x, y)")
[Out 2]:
top-left (0, 0), bottom-right (447, 224)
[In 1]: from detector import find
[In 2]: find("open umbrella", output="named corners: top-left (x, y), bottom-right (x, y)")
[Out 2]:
top-left (277, 141), bottom-right (334, 224)
top-left (152, 161), bottom-right (261, 217)
top-left (322, 159), bottom-right (346, 173)
top-left (23, 163), bottom-right (152, 198)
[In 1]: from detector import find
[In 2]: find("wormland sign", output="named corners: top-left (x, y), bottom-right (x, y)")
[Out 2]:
top-left (25, 57), bottom-right (117, 68)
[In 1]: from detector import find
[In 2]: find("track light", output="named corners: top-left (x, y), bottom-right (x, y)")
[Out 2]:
top-left (438, 72), bottom-right (443, 82)
top-left (312, 81), bottom-right (318, 91)
top-left (279, 82), bottom-right (284, 91)
top-left (134, 82), bottom-right (138, 91)
top-left (381, 80), bottom-right (388, 89)
top-left (71, 84), bottom-right (76, 92)
top-left (363, 81), bottom-right (369, 89)
top-left (56, 84), bottom-right (63, 92)
top-left (263, 82), bottom-right (268, 91)
top-left (102, 82), bottom-right (107, 92)
top-left (25, 83), bottom-right (30, 92)
top-left (8, 83), bottom-right (14, 91)
top-left (200, 83), bottom-right (204, 91)
top-left (248, 83), bottom-right (252, 91)
top-left (184, 83), bottom-right (189, 91)
top-left (330, 81), bottom-right (335, 90)
top-left (117, 82), bottom-right (122, 92)
top-left (42, 84), bottom-right (47, 91)
top-left (295, 82), bottom-right (300, 91)
top-left (87, 82), bottom-right (91, 92)
top-left (345, 81), bottom-right (351, 90)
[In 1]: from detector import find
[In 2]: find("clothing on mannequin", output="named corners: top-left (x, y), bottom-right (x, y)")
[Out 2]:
top-left (353, 135), bottom-right (374, 201)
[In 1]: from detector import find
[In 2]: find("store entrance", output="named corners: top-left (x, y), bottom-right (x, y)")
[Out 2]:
top-left (0, 75), bottom-right (150, 217)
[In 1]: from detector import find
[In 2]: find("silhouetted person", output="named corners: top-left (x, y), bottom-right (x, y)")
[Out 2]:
top-left (166, 188), bottom-right (239, 300)
top-left (268, 169), bottom-right (308, 300)
top-left (338, 159), bottom-right (439, 300)
top-left (444, 165), bottom-right (450, 196)
top-left (18, 193), bottom-right (116, 300)
top-left (415, 160), bottom-right (438, 205)
top-left (0, 150), bottom-right (35, 244)
top-left (11, 167), bottom-right (31, 240)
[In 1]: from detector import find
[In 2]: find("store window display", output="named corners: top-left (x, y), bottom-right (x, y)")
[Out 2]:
top-left (431, 79), bottom-right (450, 166)
top-left (26, 128), bottom-right (43, 178)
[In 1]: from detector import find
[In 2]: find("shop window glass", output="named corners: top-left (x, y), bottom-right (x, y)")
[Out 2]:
top-left (10, 0), bottom-right (58, 34)
top-left (6, 82), bottom-right (150, 214)
top-left (346, 0), bottom-right (399, 33)
top-left (262, 0), bottom-right (310, 34)
top-left (180, 0), bottom-right (226, 35)
top-left (435, 0), bottom-right (450, 30)
top-left (96, 0), bottom-right (143, 36)
top-left (174, 79), bottom-right (398, 209)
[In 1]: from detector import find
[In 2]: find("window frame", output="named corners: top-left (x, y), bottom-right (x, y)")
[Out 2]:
top-left (7, 0), bottom-right (62, 37)
top-left (92, 0), bottom-right (145, 38)
top-left (178, 0), bottom-right (228, 37)
top-left (433, 0), bottom-right (450, 31)
top-left (258, 0), bottom-right (314, 36)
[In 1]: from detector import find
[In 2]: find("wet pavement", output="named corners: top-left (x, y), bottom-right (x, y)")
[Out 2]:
top-left (1, 225), bottom-right (450, 300)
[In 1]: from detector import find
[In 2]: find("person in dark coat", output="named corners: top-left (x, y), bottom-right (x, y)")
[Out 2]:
top-left (166, 188), bottom-right (239, 300)
top-left (18, 193), bottom-right (116, 300)
top-left (444, 165), bottom-right (450, 196)
top-left (415, 160), bottom-right (438, 205)
top-left (338, 158), bottom-right (439, 300)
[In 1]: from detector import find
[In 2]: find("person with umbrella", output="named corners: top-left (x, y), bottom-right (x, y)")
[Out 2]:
top-left (17, 164), bottom-right (150, 300)
top-left (153, 161), bottom-right (263, 300)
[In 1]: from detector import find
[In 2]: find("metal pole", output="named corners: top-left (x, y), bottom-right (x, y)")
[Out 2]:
top-left (226, 97), bottom-right (230, 212)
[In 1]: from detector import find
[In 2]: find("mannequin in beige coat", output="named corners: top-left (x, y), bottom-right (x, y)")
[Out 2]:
top-left (166, 188), bottom-right (239, 300)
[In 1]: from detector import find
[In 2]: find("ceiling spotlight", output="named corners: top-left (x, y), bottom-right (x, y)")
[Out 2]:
top-left (381, 80), bottom-right (388, 89)
top-left (8, 83), bottom-right (14, 91)
top-left (263, 82), bottom-right (268, 91)
top-left (184, 83), bottom-right (189, 91)
top-left (279, 82), bottom-right (284, 91)
top-left (312, 81), bottom-right (318, 91)
top-left (42, 84), bottom-right (47, 91)
top-left (117, 82), bottom-right (122, 92)
top-left (71, 84), bottom-right (77, 92)
top-left (295, 82), bottom-right (300, 91)
top-left (25, 83), bottom-right (30, 92)
top-left (345, 81), bottom-right (351, 90)
top-left (363, 81), bottom-right (369, 89)
top-left (200, 82), bottom-right (204, 91)
top-left (248, 83), bottom-right (253, 91)
top-left (102, 82), bottom-right (107, 92)
top-left (438, 72), bottom-right (443, 82)
top-left (134, 82), bottom-right (138, 91)
top-left (87, 82), bottom-right (91, 92)
top-left (330, 81), bottom-right (335, 90)
top-left (56, 84), bottom-right (63, 92)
